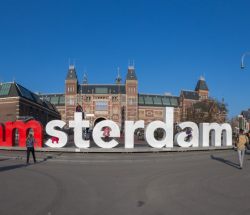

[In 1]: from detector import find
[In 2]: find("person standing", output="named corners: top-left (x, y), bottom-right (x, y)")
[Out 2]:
top-left (76, 103), bottom-right (83, 112)
top-left (26, 133), bottom-right (37, 164)
top-left (103, 127), bottom-right (111, 142)
top-left (236, 129), bottom-right (249, 169)
top-left (76, 103), bottom-right (85, 119)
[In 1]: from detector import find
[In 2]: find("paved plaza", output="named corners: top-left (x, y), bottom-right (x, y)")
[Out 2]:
top-left (0, 150), bottom-right (250, 215)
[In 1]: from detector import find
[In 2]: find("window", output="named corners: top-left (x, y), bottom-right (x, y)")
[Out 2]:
top-left (59, 96), bottom-right (65, 105)
top-left (50, 96), bottom-right (59, 104)
top-left (128, 98), bottom-right (137, 105)
top-left (144, 96), bottom-right (153, 105)
top-left (96, 87), bottom-right (108, 94)
top-left (86, 96), bottom-right (91, 102)
top-left (66, 96), bottom-right (75, 106)
top-left (162, 97), bottom-right (171, 106)
top-left (153, 97), bottom-right (162, 105)
top-left (139, 96), bottom-right (144, 105)
top-left (121, 95), bottom-right (126, 103)
top-left (170, 98), bottom-right (178, 106)
top-left (96, 101), bottom-right (108, 111)
top-left (112, 96), bottom-right (118, 102)
top-left (69, 98), bottom-right (74, 105)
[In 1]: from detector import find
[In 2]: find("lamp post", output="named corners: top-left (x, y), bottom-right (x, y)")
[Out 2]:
top-left (240, 52), bottom-right (250, 69)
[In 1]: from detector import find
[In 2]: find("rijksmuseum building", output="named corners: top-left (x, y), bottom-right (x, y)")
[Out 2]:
top-left (0, 64), bottom-right (209, 128)
top-left (40, 64), bottom-right (209, 129)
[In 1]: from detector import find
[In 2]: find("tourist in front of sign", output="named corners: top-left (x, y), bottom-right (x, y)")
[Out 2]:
top-left (76, 103), bottom-right (85, 119)
top-left (103, 127), bottom-right (111, 142)
top-left (245, 131), bottom-right (250, 151)
top-left (26, 133), bottom-right (37, 164)
top-left (236, 129), bottom-right (249, 169)
top-left (76, 103), bottom-right (83, 112)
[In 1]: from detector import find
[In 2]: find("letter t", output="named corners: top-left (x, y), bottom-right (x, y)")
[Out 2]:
top-left (69, 112), bottom-right (90, 148)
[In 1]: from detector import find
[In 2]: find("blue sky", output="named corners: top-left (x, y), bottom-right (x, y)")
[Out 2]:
top-left (0, 0), bottom-right (250, 118)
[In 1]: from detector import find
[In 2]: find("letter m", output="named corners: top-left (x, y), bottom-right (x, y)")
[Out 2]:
top-left (0, 120), bottom-right (43, 148)
top-left (199, 123), bottom-right (232, 147)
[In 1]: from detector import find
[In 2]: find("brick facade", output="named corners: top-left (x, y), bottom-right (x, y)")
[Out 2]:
top-left (41, 66), bottom-right (210, 129)
top-left (0, 82), bottom-right (60, 125)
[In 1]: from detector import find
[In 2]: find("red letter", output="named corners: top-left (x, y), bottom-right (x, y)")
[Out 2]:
top-left (0, 120), bottom-right (43, 148)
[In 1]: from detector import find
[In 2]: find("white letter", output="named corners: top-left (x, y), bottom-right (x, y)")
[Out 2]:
top-left (175, 122), bottom-right (199, 148)
top-left (199, 123), bottom-right (232, 147)
top-left (45, 120), bottom-right (68, 148)
top-left (69, 112), bottom-right (90, 148)
top-left (145, 107), bottom-right (174, 148)
top-left (92, 120), bottom-right (120, 148)
top-left (125, 120), bottom-right (144, 149)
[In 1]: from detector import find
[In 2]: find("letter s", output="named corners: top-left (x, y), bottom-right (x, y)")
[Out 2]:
top-left (45, 120), bottom-right (68, 148)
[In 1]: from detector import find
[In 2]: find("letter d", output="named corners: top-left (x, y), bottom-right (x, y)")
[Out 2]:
top-left (145, 107), bottom-right (174, 148)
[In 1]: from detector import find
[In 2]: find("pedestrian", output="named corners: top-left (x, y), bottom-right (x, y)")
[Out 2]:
top-left (137, 130), bottom-right (141, 140)
top-left (185, 127), bottom-right (193, 142)
top-left (76, 103), bottom-right (85, 119)
top-left (26, 133), bottom-right (37, 164)
top-left (103, 127), bottom-right (111, 142)
top-left (236, 129), bottom-right (249, 169)
top-left (246, 131), bottom-right (250, 150)
top-left (76, 103), bottom-right (83, 112)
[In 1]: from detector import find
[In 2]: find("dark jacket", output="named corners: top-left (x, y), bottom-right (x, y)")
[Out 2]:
top-left (26, 137), bottom-right (35, 148)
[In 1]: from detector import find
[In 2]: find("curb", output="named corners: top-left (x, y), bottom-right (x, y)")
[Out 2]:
top-left (0, 146), bottom-right (234, 153)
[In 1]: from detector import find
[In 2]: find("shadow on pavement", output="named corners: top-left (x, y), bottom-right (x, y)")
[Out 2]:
top-left (0, 164), bottom-right (27, 172)
top-left (210, 155), bottom-right (240, 169)
top-left (0, 156), bottom-right (53, 173)
top-left (0, 158), bottom-right (9, 162)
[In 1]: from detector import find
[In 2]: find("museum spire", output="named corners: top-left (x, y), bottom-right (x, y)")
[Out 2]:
top-left (66, 64), bottom-right (78, 81)
top-left (126, 62), bottom-right (137, 81)
top-left (115, 67), bottom-right (122, 84)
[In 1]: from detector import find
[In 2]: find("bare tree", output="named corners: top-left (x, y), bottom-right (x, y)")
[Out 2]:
top-left (186, 99), bottom-right (228, 124)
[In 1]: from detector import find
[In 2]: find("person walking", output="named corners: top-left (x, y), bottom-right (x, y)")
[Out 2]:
top-left (26, 133), bottom-right (37, 164)
top-left (236, 129), bottom-right (249, 169)
top-left (246, 131), bottom-right (250, 151)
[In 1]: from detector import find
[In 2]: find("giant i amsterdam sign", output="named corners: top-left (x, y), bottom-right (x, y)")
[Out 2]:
top-left (0, 107), bottom-right (232, 149)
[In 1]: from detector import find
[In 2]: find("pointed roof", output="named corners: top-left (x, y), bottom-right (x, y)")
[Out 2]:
top-left (115, 67), bottom-right (122, 84)
top-left (241, 109), bottom-right (250, 121)
top-left (126, 65), bottom-right (137, 81)
top-left (83, 73), bottom-right (88, 84)
top-left (66, 65), bottom-right (78, 80)
top-left (181, 90), bottom-right (200, 100)
top-left (0, 82), bottom-right (59, 112)
top-left (195, 76), bottom-right (209, 91)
